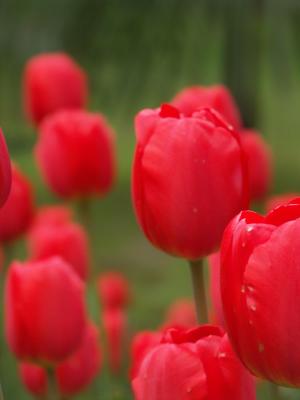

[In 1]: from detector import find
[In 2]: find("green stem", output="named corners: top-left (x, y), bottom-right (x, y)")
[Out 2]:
top-left (46, 368), bottom-right (58, 400)
top-left (189, 259), bottom-right (208, 324)
top-left (269, 383), bottom-right (282, 400)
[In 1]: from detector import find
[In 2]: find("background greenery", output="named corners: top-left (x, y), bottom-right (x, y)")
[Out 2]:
top-left (0, 0), bottom-right (300, 398)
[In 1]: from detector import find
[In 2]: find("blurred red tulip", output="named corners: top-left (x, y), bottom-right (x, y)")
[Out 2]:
top-left (97, 272), bottom-right (130, 310)
top-left (130, 331), bottom-right (162, 379)
top-left (0, 165), bottom-right (34, 243)
top-left (132, 104), bottom-right (248, 259)
top-left (240, 130), bottom-right (272, 202)
top-left (35, 110), bottom-right (116, 198)
top-left (5, 257), bottom-right (87, 364)
top-left (23, 52), bottom-right (88, 125)
top-left (162, 299), bottom-right (196, 330)
top-left (132, 325), bottom-right (256, 400)
top-left (221, 198), bottom-right (300, 386)
top-left (19, 363), bottom-right (47, 397)
top-left (28, 219), bottom-right (90, 281)
top-left (32, 205), bottom-right (73, 227)
top-left (57, 322), bottom-right (101, 395)
top-left (0, 128), bottom-right (12, 207)
top-left (265, 193), bottom-right (300, 213)
top-left (171, 85), bottom-right (242, 129)
top-left (102, 308), bottom-right (126, 374)
top-left (208, 252), bottom-right (225, 327)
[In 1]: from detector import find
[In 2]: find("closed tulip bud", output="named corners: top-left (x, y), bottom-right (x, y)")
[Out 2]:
top-left (162, 299), bottom-right (196, 330)
top-left (97, 272), bottom-right (130, 310)
top-left (265, 193), bottom-right (300, 213)
top-left (221, 198), bottom-right (300, 386)
top-left (171, 85), bottom-right (242, 129)
top-left (56, 322), bottom-right (101, 395)
top-left (28, 219), bottom-right (90, 281)
top-left (132, 104), bottom-right (248, 260)
top-left (208, 252), bottom-right (226, 327)
top-left (32, 205), bottom-right (73, 227)
top-left (0, 128), bottom-right (12, 207)
top-left (130, 331), bottom-right (162, 379)
top-left (102, 308), bottom-right (126, 374)
top-left (23, 52), bottom-right (88, 125)
top-left (132, 325), bottom-right (256, 400)
top-left (240, 130), bottom-right (272, 202)
top-left (19, 362), bottom-right (47, 397)
top-left (35, 110), bottom-right (116, 198)
top-left (5, 257), bottom-right (87, 364)
top-left (0, 165), bottom-right (34, 243)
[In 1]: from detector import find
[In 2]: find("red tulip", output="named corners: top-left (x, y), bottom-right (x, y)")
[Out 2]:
top-left (132, 104), bottom-right (248, 260)
top-left (32, 205), bottom-right (73, 227)
top-left (220, 198), bottom-right (300, 386)
top-left (28, 219), bottom-right (90, 281)
top-left (208, 252), bottom-right (225, 327)
top-left (5, 257), bottom-right (87, 364)
top-left (171, 85), bottom-right (242, 129)
top-left (0, 128), bottom-right (12, 207)
top-left (132, 325), bottom-right (256, 400)
top-left (23, 52), bottom-right (88, 125)
top-left (19, 363), bottom-right (47, 397)
top-left (130, 331), bottom-right (162, 379)
top-left (56, 322), bottom-right (101, 395)
top-left (0, 164), bottom-right (34, 243)
top-left (102, 308), bottom-right (126, 374)
top-left (240, 130), bottom-right (272, 202)
top-left (97, 272), bottom-right (130, 310)
top-left (265, 193), bottom-right (300, 213)
top-left (35, 110), bottom-right (116, 198)
top-left (162, 299), bottom-right (196, 330)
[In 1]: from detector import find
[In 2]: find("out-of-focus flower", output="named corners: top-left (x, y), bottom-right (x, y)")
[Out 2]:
top-left (162, 299), bottom-right (196, 330)
top-left (97, 272), bottom-right (130, 310)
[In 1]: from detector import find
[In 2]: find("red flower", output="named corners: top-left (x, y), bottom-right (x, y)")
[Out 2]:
top-left (171, 85), bottom-right (242, 129)
top-left (19, 363), bottom-right (47, 397)
top-left (162, 299), bottom-right (197, 330)
top-left (265, 193), bottom-right (300, 213)
top-left (132, 325), bottom-right (256, 400)
top-left (132, 104), bottom-right (248, 260)
top-left (28, 218), bottom-right (90, 281)
top-left (32, 205), bottom-right (73, 227)
top-left (240, 130), bottom-right (272, 202)
top-left (97, 272), bottom-right (130, 310)
top-left (0, 128), bottom-right (12, 207)
top-left (23, 52), bottom-right (88, 125)
top-left (35, 110), bottom-right (116, 198)
top-left (5, 257), bottom-right (87, 364)
top-left (130, 331), bottom-right (162, 379)
top-left (220, 198), bottom-right (300, 386)
top-left (0, 164), bottom-right (34, 243)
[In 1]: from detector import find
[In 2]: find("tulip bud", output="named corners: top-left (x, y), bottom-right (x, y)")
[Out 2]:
top-left (171, 85), bottom-right (242, 129)
top-left (132, 104), bottom-right (248, 260)
top-left (0, 164), bottom-right (34, 243)
top-left (220, 198), bottom-right (300, 386)
top-left (23, 52), bottom-right (88, 125)
top-left (132, 325), bottom-right (256, 400)
top-left (5, 257), bottom-right (87, 364)
top-left (19, 362), bottom-right (47, 397)
top-left (162, 299), bottom-right (196, 330)
top-left (240, 130), bottom-right (272, 202)
top-left (0, 128), bottom-right (11, 207)
top-left (35, 110), bottom-right (116, 198)
top-left (97, 272), bottom-right (130, 310)
top-left (32, 205), bottom-right (73, 227)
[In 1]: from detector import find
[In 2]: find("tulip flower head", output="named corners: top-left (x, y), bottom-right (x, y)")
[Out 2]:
top-left (19, 363), bottom-right (47, 397)
top-left (97, 272), bottom-right (130, 310)
top-left (132, 104), bottom-right (248, 260)
top-left (35, 110), bottom-right (116, 199)
top-left (0, 128), bottom-right (12, 207)
top-left (23, 52), bottom-right (88, 125)
top-left (162, 299), bottom-right (197, 330)
top-left (265, 193), bottom-right (300, 213)
top-left (221, 198), bottom-right (300, 386)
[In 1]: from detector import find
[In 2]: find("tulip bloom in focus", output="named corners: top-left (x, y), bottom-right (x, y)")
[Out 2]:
top-left (5, 257), bottom-right (86, 364)
top-left (171, 85), bottom-right (242, 129)
top-left (240, 130), bottom-right (272, 202)
top-left (132, 104), bottom-right (248, 260)
top-left (35, 110), bottom-right (116, 199)
top-left (23, 52), bottom-right (88, 125)
top-left (132, 325), bottom-right (256, 400)
top-left (0, 165), bottom-right (34, 243)
top-left (97, 272), bottom-right (130, 310)
top-left (221, 198), bottom-right (300, 386)
top-left (0, 128), bottom-right (12, 207)
top-left (162, 299), bottom-right (196, 330)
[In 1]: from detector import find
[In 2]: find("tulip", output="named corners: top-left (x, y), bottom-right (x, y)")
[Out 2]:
top-left (97, 272), bottom-right (130, 310)
top-left (171, 85), bottom-right (242, 129)
top-left (0, 165), bottom-right (34, 243)
top-left (162, 299), bottom-right (196, 330)
top-left (32, 205), bottom-right (73, 227)
top-left (5, 257), bottom-right (87, 364)
top-left (19, 362), bottom-right (47, 397)
top-left (265, 193), bottom-right (300, 213)
top-left (0, 128), bottom-right (12, 207)
top-left (240, 130), bottom-right (272, 202)
top-left (130, 331), bottom-right (162, 379)
top-left (35, 110), bottom-right (116, 199)
top-left (23, 52), bottom-right (88, 125)
top-left (132, 325), bottom-right (256, 400)
top-left (220, 198), bottom-right (300, 386)
top-left (28, 218), bottom-right (90, 281)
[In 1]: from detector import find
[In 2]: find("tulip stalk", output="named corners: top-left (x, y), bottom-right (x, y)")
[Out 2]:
top-left (269, 383), bottom-right (281, 400)
top-left (189, 259), bottom-right (208, 324)
top-left (46, 368), bottom-right (58, 400)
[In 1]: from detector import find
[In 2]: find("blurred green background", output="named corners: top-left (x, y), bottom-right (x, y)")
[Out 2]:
top-left (0, 0), bottom-right (300, 398)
